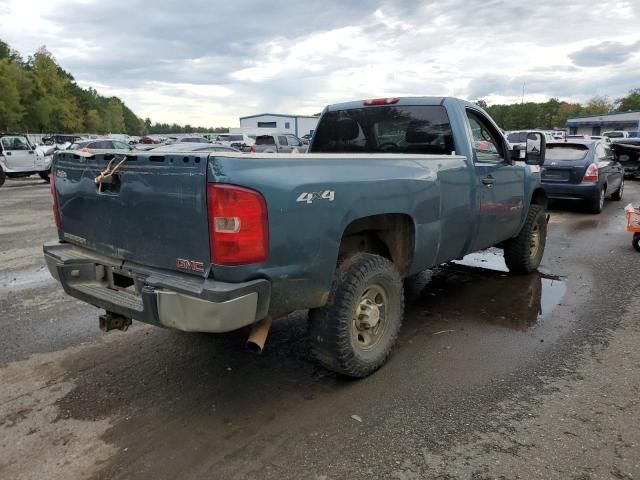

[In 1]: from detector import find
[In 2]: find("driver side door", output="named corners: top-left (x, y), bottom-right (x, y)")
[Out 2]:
top-left (466, 109), bottom-right (526, 251)
top-left (1, 136), bottom-right (35, 171)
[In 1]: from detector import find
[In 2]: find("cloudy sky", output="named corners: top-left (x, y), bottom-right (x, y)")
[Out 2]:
top-left (1, 0), bottom-right (639, 127)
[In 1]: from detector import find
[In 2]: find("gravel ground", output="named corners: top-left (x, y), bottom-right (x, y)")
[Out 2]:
top-left (0, 176), bottom-right (638, 480)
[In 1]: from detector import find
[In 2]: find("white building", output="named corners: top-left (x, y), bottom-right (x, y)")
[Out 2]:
top-left (239, 113), bottom-right (320, 138)
top-left (566, 111), bottom-right (640, 136)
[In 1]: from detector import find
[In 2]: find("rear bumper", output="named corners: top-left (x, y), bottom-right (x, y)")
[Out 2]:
top-left (43, 242), bottom-right (270, 333)
top-left (542, 182), bottom-right (599, 201)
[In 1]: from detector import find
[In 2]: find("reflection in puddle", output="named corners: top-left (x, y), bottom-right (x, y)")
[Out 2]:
top-left (405, 260), bottom-right (566, 331)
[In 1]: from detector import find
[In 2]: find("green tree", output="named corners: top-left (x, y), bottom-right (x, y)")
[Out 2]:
top-left (0, 59), bottom-right (24, 130)
top-left (85, 109), bottom-right (103, 133)
top-left (103, 98), bottom-right (125, 133)
top-left (583, 95), bottom-right (613, 115)
top-left (615, 88), bottom-right (640, 112)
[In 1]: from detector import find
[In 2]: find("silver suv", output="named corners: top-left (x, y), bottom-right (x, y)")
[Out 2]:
top-left (252, 134), bottom-right (308, 153)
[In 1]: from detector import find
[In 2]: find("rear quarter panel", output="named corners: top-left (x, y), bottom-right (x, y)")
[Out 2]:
top-left (208, 153), bottom-right (471, 314)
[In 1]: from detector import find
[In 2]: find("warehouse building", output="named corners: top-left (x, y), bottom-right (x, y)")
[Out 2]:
top-left (239, 113), bottom-right (320, 137)
top-left (566, 111), bottom-right (640, 136)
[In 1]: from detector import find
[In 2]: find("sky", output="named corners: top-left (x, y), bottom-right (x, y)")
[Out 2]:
top-left (1, 0), bottom-right (639, 127)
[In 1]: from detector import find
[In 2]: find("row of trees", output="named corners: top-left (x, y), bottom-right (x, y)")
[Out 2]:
top-left (144, 120), bottom-right (229, 135)
top-left (476, 89), bottom-right (640, 130)
top-left (0, 40), bottom-right (147, 134)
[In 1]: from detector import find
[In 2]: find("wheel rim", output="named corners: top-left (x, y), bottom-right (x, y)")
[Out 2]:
top-left (352, 284), bottom-right (388, 350)
top-left (530, 222), bottom-right (541, 259)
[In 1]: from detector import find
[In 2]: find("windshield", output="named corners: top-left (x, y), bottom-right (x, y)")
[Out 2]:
top-left (545, 144), bottom-right (590, 161)
top-left (604, 132), bottom-right (624, 138)
top-left (312, 105), bottom-right (454, 154)
top-left (507, 132), bottom-right (528, 143)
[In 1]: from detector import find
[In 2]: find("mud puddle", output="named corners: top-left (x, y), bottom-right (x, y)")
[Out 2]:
top-left (407, 252), bottom-right (566, 331)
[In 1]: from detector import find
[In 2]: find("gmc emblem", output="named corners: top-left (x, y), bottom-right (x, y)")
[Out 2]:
top-left (176, 258), bottom-right (205, 272)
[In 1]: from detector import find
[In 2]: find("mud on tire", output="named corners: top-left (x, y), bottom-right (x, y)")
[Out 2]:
top-left (308, 253), bottom-right (404, 378)
top-left (503, 204), bottom-right (547, 274)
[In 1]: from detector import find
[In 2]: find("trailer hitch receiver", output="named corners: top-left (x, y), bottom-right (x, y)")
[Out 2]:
top-left (99, 311), bottom-right (132, 332)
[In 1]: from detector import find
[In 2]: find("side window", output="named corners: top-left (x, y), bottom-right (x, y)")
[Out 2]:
top-left (114, 141), bottom-right (129, 149)
top-left (287, 135), bottom-right (301, 147)
top-left (3, 136), bottom-right (30, 150)
top-left (465, 110), bottom-right (505, 163)
top-left (602, 144), bottom-right (614, 160)
top-left (278, 136), bottom-right (288, 146)
top-left (285, 122), bottom-right (290, 129)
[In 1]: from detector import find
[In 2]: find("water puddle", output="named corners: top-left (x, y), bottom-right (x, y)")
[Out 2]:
top-left (406, 252), bottom-right (566, 331)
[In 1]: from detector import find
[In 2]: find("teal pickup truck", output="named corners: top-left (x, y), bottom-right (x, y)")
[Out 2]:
top-left (44, 97), bottom-right (548, 377)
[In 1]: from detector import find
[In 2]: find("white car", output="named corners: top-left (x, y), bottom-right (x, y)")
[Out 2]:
top-left (212, 133), bottom-right (255, 150)
top-left (0, 134), bottom-right (54, 187)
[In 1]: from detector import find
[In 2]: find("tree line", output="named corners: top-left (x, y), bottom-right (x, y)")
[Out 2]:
top-left (476, 89), bottom-right (640, 131)
top-left (0, 39), bottom-right (228, 135)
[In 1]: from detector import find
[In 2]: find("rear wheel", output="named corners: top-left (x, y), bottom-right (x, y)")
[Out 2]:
top-left (308, 253), bottom-right (404, 378)
top-left (503, 204), bottom-right (547, 274)
top-left (38, 170), bottom-right (51, 183)
top-left (611, 178), bottom-right (624, 201)
top-left (633, 233), bottom-right (640, 253)
top-left (587, 186), bottom-right (605, 214)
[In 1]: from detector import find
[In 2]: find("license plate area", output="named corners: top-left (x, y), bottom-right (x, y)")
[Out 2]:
top-left (542, 169), bottom-right (571, 182)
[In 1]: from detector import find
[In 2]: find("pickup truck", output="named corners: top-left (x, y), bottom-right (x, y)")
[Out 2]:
top-left (44, 96), bottom-right (548, 377)
top-left (0, 134), bottom-right (55, 187)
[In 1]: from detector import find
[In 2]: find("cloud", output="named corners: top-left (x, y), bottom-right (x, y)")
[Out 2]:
top-left (0, 0), bottom-right (639, 126)
top-left (569, 40), bottom-right (640, 67)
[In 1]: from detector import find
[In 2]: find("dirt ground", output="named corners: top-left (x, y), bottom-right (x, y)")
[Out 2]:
top-left (1, 176), bottom-right (639, 479)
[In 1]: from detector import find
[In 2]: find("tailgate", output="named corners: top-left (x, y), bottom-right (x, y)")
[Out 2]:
top-left (53, 151), bottom-right (211, 276)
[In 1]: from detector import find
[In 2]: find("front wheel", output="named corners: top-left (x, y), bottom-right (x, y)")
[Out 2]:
top-left (0, 168), bottom-right (5, 188)
top-left (308, 253), bottom-right (404, 378)
top-left (503, 204), bottom-right (547, 274)
top-left (38, 170), bottom-right (51, 183)
top-left (633, 233), bottom-right (640, 253)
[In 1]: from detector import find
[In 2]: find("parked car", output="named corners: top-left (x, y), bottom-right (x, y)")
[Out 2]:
top-left (139, 136), bottom-right (161, 145)
top-left (68, 139), bottom-right (133, 151)
top-left (147, 143), bottom-right (241, 153)
top-left (251, 133), bottom-right (308, 153)
top-left (213, 133), bottom-right (255, 151)
top-left (506, 130), bottom-right (555, 148)
top-left (45, 96), bottom-right (548, 378)
top-left (0, 134), bottom-right (55, 187)
top-left (603, 130), bottom-right (630, 139)
top-left (541, 140), bottom-right (624, 213)
top-left (175, 136), bottom-right (210, 144)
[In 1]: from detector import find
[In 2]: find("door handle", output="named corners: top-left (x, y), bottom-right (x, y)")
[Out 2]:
top-left (482, 176), bottom-right (495, 186)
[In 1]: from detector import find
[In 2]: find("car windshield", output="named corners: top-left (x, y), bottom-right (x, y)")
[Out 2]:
top-left (312, 105), bottom-right (454, 154)
top-left (545, 144), bottom-right (590, 161)
top-left (68, 143), bottom-right (83, 150)
top-left (604, 132), bottom-right (624, 138)
top-left (507, 132), bottom-right (528, 143)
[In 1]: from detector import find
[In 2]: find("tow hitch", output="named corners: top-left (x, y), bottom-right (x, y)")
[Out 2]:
top-left (99, 311), bottom-right (132, 332)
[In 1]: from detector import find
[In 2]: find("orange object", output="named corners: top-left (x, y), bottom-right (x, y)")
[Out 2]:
top-left (626, 207), bottom-right (640, 233)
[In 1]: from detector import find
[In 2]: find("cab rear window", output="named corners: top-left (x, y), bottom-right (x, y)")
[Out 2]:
top-left (311, 105), bottom-right (454, 154)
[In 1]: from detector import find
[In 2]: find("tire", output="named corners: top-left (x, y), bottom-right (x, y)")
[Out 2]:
top-left (38, 170), bottom-right (51, 183)
top-left (611, 178), bottom-right (624, 201)
top-left (308, 253), bottom-right (404, 378)
top-left (633, 233), bottom-right (640, 253)
top-left (0, 168), bottom-right (5, 188)
top-left (503, 204), bottom-right (547, 274)
top-left (587, 185), bottom-right (605, 214)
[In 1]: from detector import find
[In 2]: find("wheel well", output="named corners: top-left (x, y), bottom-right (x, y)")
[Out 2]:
top-left (530, 188), bottom-right (548, 209)
top-left (338, 214), bottom-right (414, 275)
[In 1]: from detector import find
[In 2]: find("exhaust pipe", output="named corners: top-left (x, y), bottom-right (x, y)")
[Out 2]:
top-left (246, 315), bottom-right (272, 354)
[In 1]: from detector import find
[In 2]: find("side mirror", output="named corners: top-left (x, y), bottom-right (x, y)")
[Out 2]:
top-left (525, 132), bottom-right (545, 165)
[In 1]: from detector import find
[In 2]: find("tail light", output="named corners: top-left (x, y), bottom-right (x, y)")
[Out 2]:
top-left (249, 145), bottom-right (256, 153)
top-left (363, 97), bottom-right (400, 106)
top-left (50, 171), bottom-right (61, 228)
top-left (207, 184), bottom-right (268, 265)
top-left (583, 163), bottom-right (599, 182)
